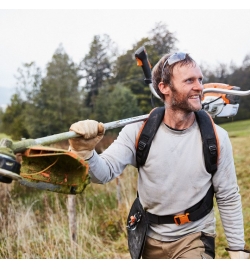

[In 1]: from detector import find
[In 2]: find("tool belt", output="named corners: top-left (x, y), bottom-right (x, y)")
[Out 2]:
top-left (126, 185), bottom-right (214, 259)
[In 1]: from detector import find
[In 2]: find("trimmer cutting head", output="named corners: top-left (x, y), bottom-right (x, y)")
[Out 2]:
top-left (0, 145), bottom-right (90, 195)
top-left (19, 146), bottom-right (90, 194)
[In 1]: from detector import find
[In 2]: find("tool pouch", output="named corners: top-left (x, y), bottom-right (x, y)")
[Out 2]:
top-left (127, 197), bottom-right (148, 259)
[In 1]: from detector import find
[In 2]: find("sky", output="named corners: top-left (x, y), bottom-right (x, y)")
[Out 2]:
top-left (1, 1), bottom-right (250, 108)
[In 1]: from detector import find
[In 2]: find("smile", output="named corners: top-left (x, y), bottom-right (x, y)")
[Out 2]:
top-left (188, 95), bottom-right (200, 99)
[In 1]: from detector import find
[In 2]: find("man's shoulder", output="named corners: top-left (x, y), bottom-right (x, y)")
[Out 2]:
top-left (119, 120), bottom-right (145, 142)
top-left (214, 123), bottom-right (229, 141)
top-left (122, 120), bottom-right (144, 133)
top-left (214, 123), bottom-right (228, 134)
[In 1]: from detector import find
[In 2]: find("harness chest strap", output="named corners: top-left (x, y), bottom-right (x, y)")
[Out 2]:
top-left (145, 184), bottom-right (214, 225)
top-left (134, 107), bottom-right (220, 225)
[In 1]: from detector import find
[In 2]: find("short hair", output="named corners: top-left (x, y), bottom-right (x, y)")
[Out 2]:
top-left (152, 53), bottom-right (196, 100)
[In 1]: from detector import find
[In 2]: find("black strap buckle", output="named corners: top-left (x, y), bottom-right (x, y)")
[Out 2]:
top-left (209, 145), bottom-right (217, 155)
top-left (138, 141), bottom-right (146, 151)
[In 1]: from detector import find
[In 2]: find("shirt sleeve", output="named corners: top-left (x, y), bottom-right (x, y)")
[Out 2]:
top-left (87, 122), bottom-right (140, 184)
top-left (212, 126), bottom-right (245, 250)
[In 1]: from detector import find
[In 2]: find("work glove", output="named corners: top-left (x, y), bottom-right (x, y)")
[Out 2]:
top-left (68, 120), bottom-right (105, 160)
top-left (225, 248), bottom-right (250, 259)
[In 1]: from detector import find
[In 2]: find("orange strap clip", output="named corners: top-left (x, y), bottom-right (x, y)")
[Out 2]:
top-left (174, 213), bottom-right (190, 225)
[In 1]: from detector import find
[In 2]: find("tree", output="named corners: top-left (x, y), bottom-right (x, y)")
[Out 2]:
top-left (93, 83), bottom-right (142, 134)
top-left (106, 83), bottom-right (142, 122)
top-left (201, 55), bottom-right (250, 124)
top-left (146, 21), bottom-right (178, 64)
top-left (226, 55), bottom-right (250, 122)
top-left (80, 34), bottom-right (118, 113)
top-left (23, 45), bottom-right (82, 138)
top-left (15, 61), bottom-right (42, 102)
top-left (9, 61), bottom-right (43, 139)
top-left (113, 22), bottom-right (178, 113)
top-left (0, 107), bottom-right (4, 133)
top-left (1, 93), bottom-right (29, 140)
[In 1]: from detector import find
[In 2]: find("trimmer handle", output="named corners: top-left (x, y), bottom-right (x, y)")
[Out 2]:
top-left (134, 46), bottom-right (152, 85)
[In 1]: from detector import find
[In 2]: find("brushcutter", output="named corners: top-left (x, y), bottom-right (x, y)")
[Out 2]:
top-left (0, 46), bottom-right (250, 194)
top-left (0, 114), bottom-right (149, 194)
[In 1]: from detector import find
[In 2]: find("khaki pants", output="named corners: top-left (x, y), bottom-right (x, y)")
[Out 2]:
top-left (142, 232), bottom-right (215, 259)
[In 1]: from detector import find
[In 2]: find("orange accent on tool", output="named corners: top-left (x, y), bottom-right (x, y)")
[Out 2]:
top-left (203, 83), bottom-right (234, 104)
top-left (136, 58), bottom-right (143, 66)
top-left (130, 215), bottom-right (137, 224)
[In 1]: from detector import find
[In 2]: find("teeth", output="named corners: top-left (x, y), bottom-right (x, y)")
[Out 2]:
top-left (189, 95), bottom-right (199, 99)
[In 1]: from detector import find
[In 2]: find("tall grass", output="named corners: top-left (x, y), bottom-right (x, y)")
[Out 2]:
top-left (0, 119), bottom-right (250, 259)
top-left (0, 165), bottom-right (138, 258)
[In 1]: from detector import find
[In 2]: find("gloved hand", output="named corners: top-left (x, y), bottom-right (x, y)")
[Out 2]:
top-left (68, 120), bottom-right (105, 160)
top-left (225, 248), bottom-right (250, 259)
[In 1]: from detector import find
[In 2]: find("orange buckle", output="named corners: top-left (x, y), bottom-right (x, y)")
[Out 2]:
top-left (174, 213), bottom-right (190, 225)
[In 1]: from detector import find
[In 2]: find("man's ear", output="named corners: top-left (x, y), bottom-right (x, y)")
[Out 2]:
top-left (158, 82), bottom-right (170, 95)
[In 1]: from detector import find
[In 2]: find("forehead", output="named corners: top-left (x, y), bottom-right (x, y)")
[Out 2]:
top-left (172, 63), bottom-right (203, 79)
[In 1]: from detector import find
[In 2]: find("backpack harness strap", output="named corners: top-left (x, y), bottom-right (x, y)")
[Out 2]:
top-left (135, 107), bottom-right (219, 225)
top-left (194, 110), bottom-right (219, 176)
top-left (136, 107), bottom-right (165, 166)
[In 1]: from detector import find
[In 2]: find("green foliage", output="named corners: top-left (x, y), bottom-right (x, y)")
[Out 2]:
top-left (0, 107), bottom-right (4, 131)
top-left (3, 61), bottom-right (42, 139)
top-left (14, 45), bottom-right (83, 138)
top-left (80, 34), bottom-right (118, 110)
top-left (113, 22), bottom-right (178, 114)
top-left (94, 83), bottom-right (142, 121)
top-left (33, 45), bottom-right (82, 136)
top-left (0, 133), bottom-right (11, 140)
top-left (106, 84), bottom-right (142, 120)
top-left (1, 93), bottom-right (29, 140)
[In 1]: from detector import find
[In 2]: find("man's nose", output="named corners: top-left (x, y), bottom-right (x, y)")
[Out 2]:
top-left (193, 80), bottom-right (203, 91)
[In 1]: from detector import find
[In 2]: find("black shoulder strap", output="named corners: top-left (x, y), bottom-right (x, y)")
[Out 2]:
top-left (136, 108), bottom-right (218, 176)
top-left (136, 107), bottom-right (165, 166)
top-left (194, 110), bottom-right (218, 176)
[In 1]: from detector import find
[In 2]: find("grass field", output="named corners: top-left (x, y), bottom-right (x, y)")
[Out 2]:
top-left (0, 119), bottom-right (250, 259)
top-left (214, 119), bottom-right (250, 258)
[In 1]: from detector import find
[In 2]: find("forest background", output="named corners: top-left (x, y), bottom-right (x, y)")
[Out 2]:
top-left (1, 21), bottom-right (250, 142)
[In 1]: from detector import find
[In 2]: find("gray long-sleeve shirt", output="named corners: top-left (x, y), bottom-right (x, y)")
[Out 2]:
top-left (87, 119), bottom-right (245, 250)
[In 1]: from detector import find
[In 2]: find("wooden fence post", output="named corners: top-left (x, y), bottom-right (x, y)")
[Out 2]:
top-left (67, 194), bottom-right (77, 243)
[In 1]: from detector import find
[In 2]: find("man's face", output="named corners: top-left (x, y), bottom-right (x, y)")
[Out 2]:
top-left (168, 63), bottom-right (203, 112)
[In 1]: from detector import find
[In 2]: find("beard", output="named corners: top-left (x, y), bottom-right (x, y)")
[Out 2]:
top-left (169, 84), bottom-right (202, 112)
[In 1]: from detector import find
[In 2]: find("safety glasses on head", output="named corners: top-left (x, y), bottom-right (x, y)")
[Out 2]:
top-left (161, 52), bottom-right (187, 75)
